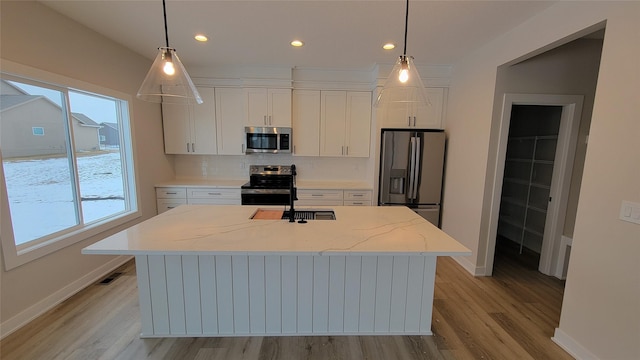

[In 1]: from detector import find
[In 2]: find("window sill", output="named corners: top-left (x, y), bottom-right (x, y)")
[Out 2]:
top-left (1, 210), bottom-right (141, 271)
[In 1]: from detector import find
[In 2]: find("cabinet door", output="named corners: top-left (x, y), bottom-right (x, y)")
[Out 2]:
top-left (245, 88), bottom-right (268, 126)
top-left (413, 88), bottom-right (444, 129)
top-left (191, 87), bottom-right (217, 154)
top-left (320, 91), bottom-right (347, 156)
top-left (245, 88), bottom-right (292, 127)
top-left (215, 88), bottom-right (245, 155)
top-left (345, 91), bottom-right (371, 157)
top-left (162, 103), bottom-right (191, 154)
top-left (268, 88), bottom-right (292, 126)
top-left (292, 90), bottom-right (320, 156)
top-left (379, 87), bottom-right (445, 129)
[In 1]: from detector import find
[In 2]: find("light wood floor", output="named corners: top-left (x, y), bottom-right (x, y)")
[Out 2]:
top-left (0, 252), bottom-right (573, 360)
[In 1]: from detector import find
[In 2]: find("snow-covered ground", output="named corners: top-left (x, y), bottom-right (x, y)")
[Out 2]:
top-left (3, 151), bottom-right (125, 245)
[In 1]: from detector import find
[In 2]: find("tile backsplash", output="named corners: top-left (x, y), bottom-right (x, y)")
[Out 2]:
top-left (173, 154), bottom-right (375, 183)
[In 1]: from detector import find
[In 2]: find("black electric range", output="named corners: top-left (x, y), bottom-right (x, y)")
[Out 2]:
top-left (241, 165), bottom-right (294, 205)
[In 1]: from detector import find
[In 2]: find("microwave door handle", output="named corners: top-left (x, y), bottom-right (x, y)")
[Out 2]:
top-left (413, 136), bottom-right (421, 199)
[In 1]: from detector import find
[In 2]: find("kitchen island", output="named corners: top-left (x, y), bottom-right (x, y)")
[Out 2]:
top-left (83, 205), bottom-right (470, 337)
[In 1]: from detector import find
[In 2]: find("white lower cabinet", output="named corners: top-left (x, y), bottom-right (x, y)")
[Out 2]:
top-left (156, 187), bottom-right (240, 214)
top-left (296, 189), bottom-right (372, 206)
top-left (296, 189), bottom-right (343, 207)
top-left (187, 188), bottom-right (241, 205)
top-left (156, 187), bottom-right (188, 213)
top-left (344, 190), bottom-right (373, 206)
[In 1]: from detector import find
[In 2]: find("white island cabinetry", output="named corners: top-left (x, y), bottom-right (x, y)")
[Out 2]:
top-left (83, 205), bottom-right (471, 338)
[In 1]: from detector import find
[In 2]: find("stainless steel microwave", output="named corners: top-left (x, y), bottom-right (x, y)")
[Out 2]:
top-left (244, 126), bottom-right (292, 154)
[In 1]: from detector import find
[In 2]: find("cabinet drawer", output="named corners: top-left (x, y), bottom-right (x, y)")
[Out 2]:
top-left (157, 199), bottom-right (187, 214)
top-left (343, 200), bottom-right (372, 206)
top-left (188, 198), bottom-right (241, 205)
top-left (344, 190), bottom-right (372, 201)
top-left (156, 187), bottom-right (187, 199)
top-left (296, 199), bottom-right (343, 207)
top-left (297, 189), bottom-right (343, 201)
top-left (187, 188), bottom-right (241, 199)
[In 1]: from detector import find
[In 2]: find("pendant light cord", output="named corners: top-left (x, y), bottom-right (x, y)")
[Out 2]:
top-left (163, 0), bottom-right (170, 48)
top-left (403, 0), bottom-right (409, 56)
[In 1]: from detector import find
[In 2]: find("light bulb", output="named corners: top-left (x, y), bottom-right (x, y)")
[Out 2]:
top-left (163, 61), bottom-right (175, 75)
top-left (398, 56), bottom-right (410, 83)
top-left (399, 68), bottom-right (409, 83)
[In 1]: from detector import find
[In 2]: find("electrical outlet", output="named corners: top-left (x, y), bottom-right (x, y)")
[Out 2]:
top-left (619, 201), bottom-right (640, 225)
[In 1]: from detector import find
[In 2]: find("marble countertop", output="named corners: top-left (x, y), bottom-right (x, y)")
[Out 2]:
top-left (155, 179), bottom-right (372, 190)
top-left (82, 205), bottom-right (471, 257)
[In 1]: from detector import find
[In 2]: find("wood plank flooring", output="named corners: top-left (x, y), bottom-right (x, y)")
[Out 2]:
top-left (0, 252), bottom-right (572, 360)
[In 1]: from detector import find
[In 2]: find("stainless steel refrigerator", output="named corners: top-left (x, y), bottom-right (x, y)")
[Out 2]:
top-left (378, 129), bottom-right (446, 227)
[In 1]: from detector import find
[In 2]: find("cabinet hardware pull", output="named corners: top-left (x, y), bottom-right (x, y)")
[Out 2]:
top-left (208, 192), bottom-right (222, 196)
top-left (408, 116), bottom-right (411, 127)
top-left (346, 146), bottom-right (349, 155)
top-left (311, 194), bottom-right (323, 197)
top-left (413, 116), bottom-right (417, 127)
top-left (264, 115), bottom-right (267, 125)
top-left (268, 115), bottom-right (272, 125)
top-left (187, 143), bottom-right (190, 152)
top-left (192, 143), bottom-right (195, 152)
top-left (166, 192), bottom-right (177, 195)
top-left (353, 194), bottom-right (363, 197)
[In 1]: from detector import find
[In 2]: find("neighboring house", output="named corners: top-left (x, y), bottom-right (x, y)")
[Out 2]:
top-left (0, 80), bottom-right (101, 158)
top-left (99, 122), bottom-right (119, 147)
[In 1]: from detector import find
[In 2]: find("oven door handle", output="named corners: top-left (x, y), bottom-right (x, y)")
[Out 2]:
top-left (241, 188), bottom-right (291, 195)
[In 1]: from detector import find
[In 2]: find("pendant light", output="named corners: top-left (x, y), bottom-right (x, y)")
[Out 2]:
top-left (137, 0), bottom-right (202, 105)
top-left (375, 0), bottom-right (429, 108)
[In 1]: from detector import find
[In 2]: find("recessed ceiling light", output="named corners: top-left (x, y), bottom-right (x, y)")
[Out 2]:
top-left (194, 34), bottom-right (208, 42)
top-left (383, 43), bottom-right (396, 50)
top-left (291, 40), bottom-right (304, 47)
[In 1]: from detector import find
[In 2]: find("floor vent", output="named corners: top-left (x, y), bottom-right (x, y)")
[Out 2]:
top-left (99, 272), bottom-right (123, 285)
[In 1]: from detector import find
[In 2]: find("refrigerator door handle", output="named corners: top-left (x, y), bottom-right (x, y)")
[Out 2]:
top-left (408, 137), bottom-right (417, 201)
top-left (413, 136), bottom-right (421, 199)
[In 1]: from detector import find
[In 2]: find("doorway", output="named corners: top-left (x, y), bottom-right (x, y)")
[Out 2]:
top-left (497, 104), bottom-right (562, 269)
top-left (488, 94), bottom-right (583, 277)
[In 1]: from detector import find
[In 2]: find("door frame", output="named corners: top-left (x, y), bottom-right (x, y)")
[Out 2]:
top-left (485, 93), bottom-right (583, 276)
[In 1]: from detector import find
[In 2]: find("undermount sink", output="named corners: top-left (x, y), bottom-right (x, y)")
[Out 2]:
top-left (282, 210), bottom-right (336, 221)
top-left (250, 208), bottom-right (335, 220)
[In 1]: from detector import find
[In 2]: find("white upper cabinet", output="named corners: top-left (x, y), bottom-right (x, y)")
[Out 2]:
top-left (244, 88), bottom-right (292, 127)
top-left (380, 87), bottom-right (445, 129)
top-left (215, 87), bottom-right (245, 155)
top-left (320, 91), bottom-right (371, 158)
top-left (162, 87), bottom-right (217, 155)
top-left (292, 90), bottom-right (321, 156)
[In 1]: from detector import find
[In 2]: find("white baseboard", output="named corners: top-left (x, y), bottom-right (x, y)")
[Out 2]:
top-left (0, 255), bottom-right (132, 340)
top-left (450, 255), bottom-right (484, 276)
top-left (552, 327), bottom-right (599, 360)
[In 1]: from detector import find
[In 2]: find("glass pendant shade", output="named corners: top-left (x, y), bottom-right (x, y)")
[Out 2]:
top-left (375, 55), bottom-right (430, 108)
top-left (137, 47), bottom-right (203, 105)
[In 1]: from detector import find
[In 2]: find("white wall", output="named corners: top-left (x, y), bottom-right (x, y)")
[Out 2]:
top-left (443, 2), bottom-right (639, 358)
top-left (0, 1), bottom-right (174, 336)
top-left (500, 38), bottom-right (602, 239)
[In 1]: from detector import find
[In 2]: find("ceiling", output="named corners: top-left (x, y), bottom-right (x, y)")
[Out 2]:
top-left (40, 0), bottom-right (556, 71)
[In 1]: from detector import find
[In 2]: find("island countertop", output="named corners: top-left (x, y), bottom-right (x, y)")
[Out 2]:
top-left (83, 205), bottom-right (471, 257)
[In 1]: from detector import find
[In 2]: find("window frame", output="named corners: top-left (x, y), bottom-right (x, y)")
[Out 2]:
top-left (1, 61), bottom-right (141, 270)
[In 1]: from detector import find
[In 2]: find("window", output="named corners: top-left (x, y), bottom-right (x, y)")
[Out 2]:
top-left (1, 71), bottom-right (138, 268)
